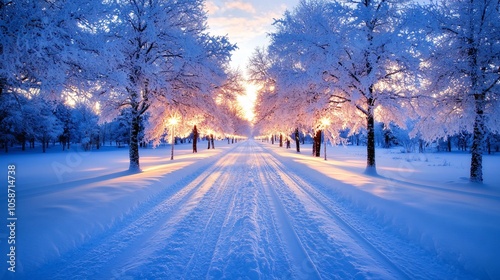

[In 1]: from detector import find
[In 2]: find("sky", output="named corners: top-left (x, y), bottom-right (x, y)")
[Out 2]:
top-left (204, 0), bottom-right (300, 121)
top-left (205, 0), bottom-right (298, 70)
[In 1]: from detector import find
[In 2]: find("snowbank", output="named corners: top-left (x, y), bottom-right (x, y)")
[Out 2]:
top-left (0, 141), bottom-right (235, 275)
top-left (266, 143), bottom-right (500, 278)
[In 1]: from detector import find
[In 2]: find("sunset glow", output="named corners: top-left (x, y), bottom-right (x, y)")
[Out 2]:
top-left (237, 82), bottom-right (258, 122)
top-left (205, 0), bottom-right (299, 122)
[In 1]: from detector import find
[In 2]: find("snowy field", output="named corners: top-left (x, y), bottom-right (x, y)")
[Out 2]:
top-left (1, 139), bottom-right (499, 279)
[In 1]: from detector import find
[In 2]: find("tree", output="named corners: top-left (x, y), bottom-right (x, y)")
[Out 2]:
top-left (213, 69), bottom-right (248, 138)
top-left (193, 125), bottom-right (198, 153)
top-left (249, 48), bottom-right (296, 142)
top-left (415, 0), bottom-right (500, 182)
top-left (109, 109), bottom-right (133, 147)
top-left (0, 0), bottom-right (105, 97)
top-left (0, 0), bottom-right (111, 153)
top-left (29, 98), bottom-right (63, 153)
top-left (54, 102), bottom-right (75, 150)
top-left (265, 0), bottom-right (422, 173)
top-left (294, 128), bottom-right (301, 152)
top-left (98, 0), bottom-right (235, 171)
top-left (0, 93), bottom-right (23, 152)
top-left (71, 103), bottom-right (100, 151)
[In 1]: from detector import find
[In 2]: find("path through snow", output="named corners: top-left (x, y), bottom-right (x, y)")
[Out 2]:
top-left (17, 140), bottom-right (482, 279)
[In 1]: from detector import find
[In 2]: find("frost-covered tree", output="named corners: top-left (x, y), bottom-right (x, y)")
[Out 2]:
top-left (143, 68), bottom-right (241, 153)
top-left (249, 48), bottom-right (297, 145)
top-left (248, 48), bottom-right (277, 136)
top-left (415, 0), bottom-right (500, 182)
top-left (0, 0), bottom-right (111, 153)
top-left (0, 94), bottom-right (66, 153)
top-left (109, 109), bottom-right (133, 147)
top-left (98, 0), bottom-right (235, 170)
top-left (71, 103), bottom-right (100, 150)
top-left (230, 114), bottom-right (252, 139)
top-left (0, 93), bottom-right (23, 152)
top-left (265, 0), bottom-right (422, 173)
top-left (213, 69), bottom-right (247, 136)
top-left (54, 102), bottom-right (75, 150)
top-left (0, 0), bottom-right (105, 98)
top-left (28, 98), bottom-right (63, 153)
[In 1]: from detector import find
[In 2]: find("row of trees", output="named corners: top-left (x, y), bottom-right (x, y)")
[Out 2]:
top-left (263, 121), bottom-right (500, 155)
top-left (249, 0), bottom-right (500, 182)
top-left (0, 96), bottom-right (100, 153)
top-left (1, 0), bottom-right (249, 171)
top-left (0, 93), bottom-right (249, 153)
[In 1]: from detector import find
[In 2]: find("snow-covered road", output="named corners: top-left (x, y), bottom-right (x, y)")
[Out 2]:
top-left (26, 140), bottom-right (476, 279)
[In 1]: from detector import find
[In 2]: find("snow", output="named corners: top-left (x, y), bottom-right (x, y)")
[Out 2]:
top-left (1, 140), bottom-right (499, 279)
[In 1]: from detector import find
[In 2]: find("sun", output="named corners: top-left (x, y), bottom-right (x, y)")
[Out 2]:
top-left (237, 82), bottom-right (258, 122)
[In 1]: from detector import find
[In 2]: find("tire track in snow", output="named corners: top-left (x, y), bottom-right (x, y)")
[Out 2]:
top-left (31, 144), bottom-right (242, 279)
top-left (206, 142), bottom-right (292, 279)
top-left (254, 144), bottom-right (372, 279)
top-left (255, 143), bottom-right (409, 279)
top-left (179, 169), bottom-right (239, 279)
top-left (138, 148), bottom-right (245, 278)
top-left (258, 142), bottom-right (471, 279)
top-left (253, 147), bottom-right (323, 279)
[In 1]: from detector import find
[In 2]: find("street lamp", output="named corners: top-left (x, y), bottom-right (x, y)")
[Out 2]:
top-left (321, 118), bottom-right (331, 161)
top-left (168, 117), bottom-right (179, 160)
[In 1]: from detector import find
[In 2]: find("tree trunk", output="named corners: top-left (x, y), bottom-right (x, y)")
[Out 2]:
top-left (313, 130), bottom-right (321, 157)
top-left (279, 134), bottom-right (283, 147)
top-left (210, 134), bottom-right (215, 149)
top-left (295, 128), bottom-right (300, 153)
top-left (193, 125), bottom-right (198, 153)
top-left (207, 136), bottom-right (211, 149)
top-left (21, 133), bottom-right (26, 151)
top-left (271, 135), bottom-right (274, 145)
top-left (487, 136), bottom-right (491, 155)
top-left (384, 129), bottom-right (391, 148)
top-left (470, 93), bottom-right (485, 182)
top-left (366, 105), bottom-right (377, 174)
top-left (312, 136), bottom-right (316, 156)
top-left (102, 125), bottom-right (106, 147)
top-left (447, 137), bottom-right (451, 152)
top-left (129, 113), bottom-right (141, 171)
